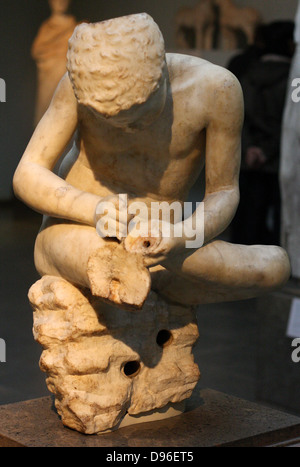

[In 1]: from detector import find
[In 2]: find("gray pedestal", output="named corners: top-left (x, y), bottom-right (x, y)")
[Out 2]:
top-left (0, 389), bottom-right (300, 447)
top-left (256, 285), bottom-right (300, 415)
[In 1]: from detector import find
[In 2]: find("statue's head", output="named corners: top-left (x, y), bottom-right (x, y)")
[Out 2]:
top-left (49, 0), bottom-right (71, 15)
top-left (67, 13), bottom-right (167, 129)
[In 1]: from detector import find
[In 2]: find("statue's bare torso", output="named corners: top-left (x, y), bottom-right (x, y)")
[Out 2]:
top-left (60, 54), bottom-right (208, 204)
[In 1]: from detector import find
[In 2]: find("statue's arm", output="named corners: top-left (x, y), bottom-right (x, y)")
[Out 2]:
top-left (124, 69), bottom-right (244, 265)
top-left (13, 74), bottom-right (101, 226)
top-left (201, 69), bottom-right (244, 244)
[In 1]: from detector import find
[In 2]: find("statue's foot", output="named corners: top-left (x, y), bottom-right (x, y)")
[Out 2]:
top-left (87, 243), bottom-right (151, 311)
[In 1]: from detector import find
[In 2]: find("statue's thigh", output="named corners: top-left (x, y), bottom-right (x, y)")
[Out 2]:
top-left (157, 240), bottom-right (290, 305)
top-left (34, 217), bottom-right (106, 283)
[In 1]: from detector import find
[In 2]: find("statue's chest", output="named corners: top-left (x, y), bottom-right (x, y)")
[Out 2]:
top-left (91, 140), bottom-right (173, 191)
top-left (80, 108), bottom-right (204, 193)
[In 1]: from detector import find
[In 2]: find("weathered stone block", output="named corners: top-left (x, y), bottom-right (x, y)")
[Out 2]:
top-left (29, 276), bottom-right (200, 434)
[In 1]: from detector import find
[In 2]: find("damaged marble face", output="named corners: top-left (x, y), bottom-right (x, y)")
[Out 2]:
top-left (87, 70), bottom-right (168, 133)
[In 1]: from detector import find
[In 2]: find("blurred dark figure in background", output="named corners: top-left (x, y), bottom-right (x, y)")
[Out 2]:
top-left (230, 21), bottom-right (295, 245)
top-left (227, 23), bottom-right (268, 81)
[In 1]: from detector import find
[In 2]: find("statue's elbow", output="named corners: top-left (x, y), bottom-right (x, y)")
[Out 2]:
top-left (12, 165), bottom-right (25, 201)
top-left (228, 186), bottom-right (240, 222)
top-left (233, 186), bottom-right (240, 213)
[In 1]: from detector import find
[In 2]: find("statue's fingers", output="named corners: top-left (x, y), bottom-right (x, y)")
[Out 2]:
top-left (96, 219), bottom-right (127, 240)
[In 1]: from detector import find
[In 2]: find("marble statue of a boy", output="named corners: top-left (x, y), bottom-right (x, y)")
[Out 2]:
top-left (14, 13), bottom-right (290, 310)
top-left (12, 12), bottom-right (292, 435)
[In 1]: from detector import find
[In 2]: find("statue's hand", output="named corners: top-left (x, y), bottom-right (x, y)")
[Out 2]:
top-left (123, 220), bottom-right (185, 267)
top-left (95, 195), bottom-right (133, 241)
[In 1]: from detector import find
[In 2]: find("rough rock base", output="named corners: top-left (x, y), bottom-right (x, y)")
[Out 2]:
top-left (28, 276), bottom-right (200, 434)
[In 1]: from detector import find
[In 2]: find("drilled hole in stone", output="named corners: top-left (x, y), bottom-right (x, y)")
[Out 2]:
top-left (143, 240), bottom-right (151, 248)
top-left (123, 361), bottom-right (141, 378)
top-left (156, 329), bottom-right (173, 348)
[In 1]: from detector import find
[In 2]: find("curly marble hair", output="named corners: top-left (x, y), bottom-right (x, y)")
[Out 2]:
top-left (67, 13), bottom-right (165, 116)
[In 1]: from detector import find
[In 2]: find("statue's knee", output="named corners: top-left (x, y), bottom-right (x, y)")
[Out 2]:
top-left (263, 246), bottom-right (291, 289)
top-left (274, 247), bottom-right (291, 286)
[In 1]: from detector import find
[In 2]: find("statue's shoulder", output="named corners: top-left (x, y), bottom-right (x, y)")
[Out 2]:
top-left (166, 53), bottom-right (240, 94)
top-left (166, 53), bottom-right (243, 123)
top-left (48, 73), bottom-right (78, 116)
top-left (54, 73), bottom-right (76, 100)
